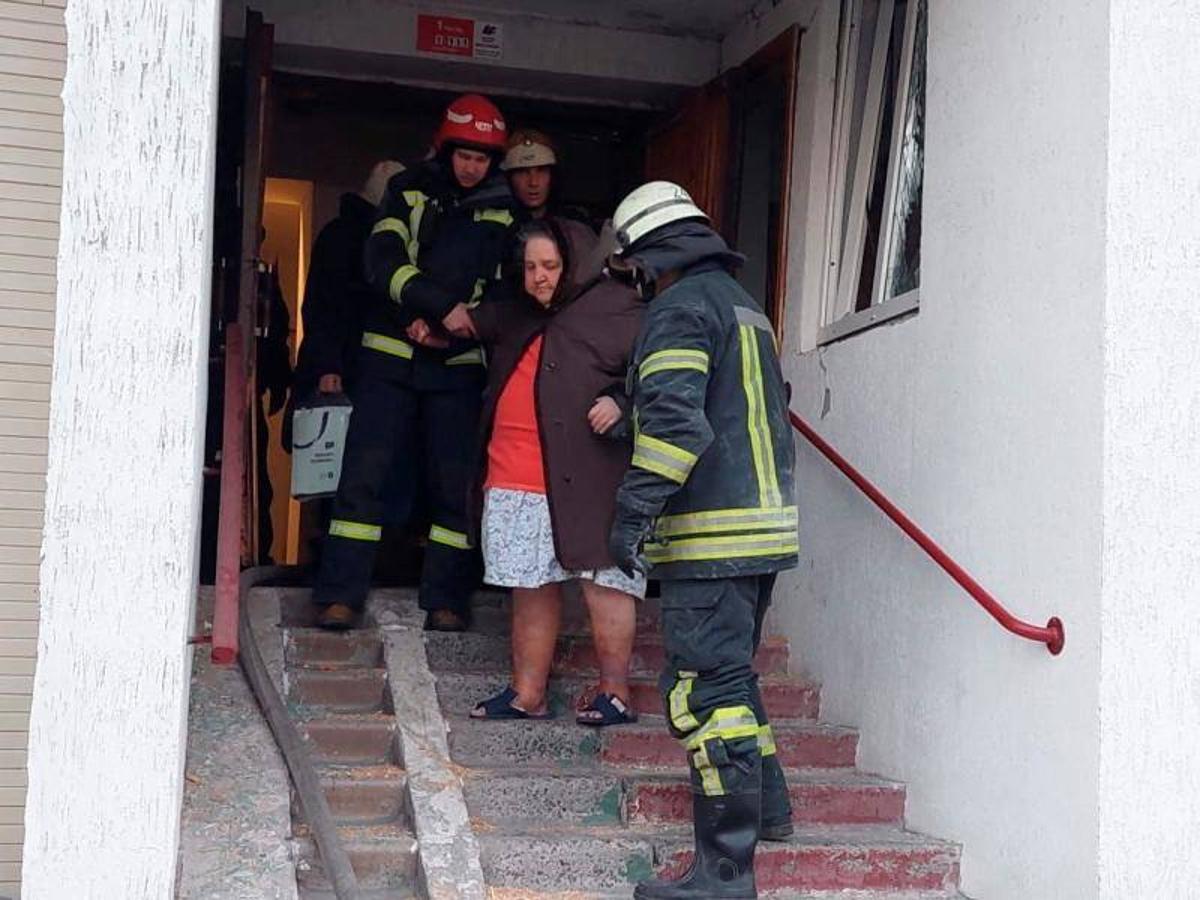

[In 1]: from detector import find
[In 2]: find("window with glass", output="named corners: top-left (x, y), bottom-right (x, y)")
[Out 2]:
top-left (820, 0), bottom-right (927, 343)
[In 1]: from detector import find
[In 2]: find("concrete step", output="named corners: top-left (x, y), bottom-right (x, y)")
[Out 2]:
top-left (627, 769), bottom-right (904, 827)
top-left (477, 824), bottom-right (959, 895)
top-left (300, 714), bottom-right (399, 766)
top-left (286, 627), bottom-right (384, 670)
top-left (288, 667), bottom-right (392, 714)
top-left (299, 890), bottom-right (416, 900)
top-left (425, 631), bottom-right (790, 678)
top-left (293, 823), bottom-right (419, 892)
top-left (306, 765), bottom-right (408, 826)
top-left (463, 767), bottom-right (903, 828)
top-left (436, 671), bottom-right (820, 721)
top-left (446, 716), bottom-right (856, 769)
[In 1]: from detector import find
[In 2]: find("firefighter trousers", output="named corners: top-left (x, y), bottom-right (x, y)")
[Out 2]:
top-left (313, 374), bottom-right (481, 614)
top-left (658, 574), bottom-right (781, 798)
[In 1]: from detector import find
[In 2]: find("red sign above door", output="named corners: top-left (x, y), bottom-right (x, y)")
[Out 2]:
top-left (416, 14), bottom-right (475, 57)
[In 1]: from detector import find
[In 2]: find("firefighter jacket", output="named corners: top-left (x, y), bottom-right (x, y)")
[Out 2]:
top-left (363, 160), bottom-right (515, 389)
top-left (616, 262), bottom-right (798, 580)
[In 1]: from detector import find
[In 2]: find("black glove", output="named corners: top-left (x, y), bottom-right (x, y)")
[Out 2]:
top-left (608, 507), bottom-right (654, 578)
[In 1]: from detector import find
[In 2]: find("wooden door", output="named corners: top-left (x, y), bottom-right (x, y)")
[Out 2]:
top-left (644, 76), bottom-right (734, 237)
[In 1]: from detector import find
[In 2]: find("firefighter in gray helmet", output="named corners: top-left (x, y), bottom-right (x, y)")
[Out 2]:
top-left (607, 181), bottom-right (798, 899)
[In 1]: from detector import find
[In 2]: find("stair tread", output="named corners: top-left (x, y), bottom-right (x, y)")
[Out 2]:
top-left (480, 821), bottom-right (956, 849)
top-left (464, 763), bottom-right (901, 788)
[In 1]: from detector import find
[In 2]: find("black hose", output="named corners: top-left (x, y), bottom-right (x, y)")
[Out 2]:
top-left (236, 566), bottom-right (362, 900)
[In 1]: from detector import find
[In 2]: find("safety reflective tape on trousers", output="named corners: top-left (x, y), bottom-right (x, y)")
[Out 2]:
top-left (362, 331), bottom-right (415, 359)
top-left (668, 674), bottom-right (700, 732)
top-left (655, 505), bottom-right (798, 538)
top-left (329, 520), bottom-right (382, 542)
top-left (644, 532), bottom-right (800, 565)
top-left (691, 743), bottom-right (725, 796)
top-left (739, 325), bottom-right (783, 508)
top-left (632, 433), bottom-right (698, 485)
top-left (638, 348), bottom-right (710, 381)
top-left (429, 524), bottom-right (470, 550)
top-left (389, 264), bottom-right (421, 303)
top-left (682, 705), bottom-right (760, 751)
top-left (758, 724), bottom-right (778, 757)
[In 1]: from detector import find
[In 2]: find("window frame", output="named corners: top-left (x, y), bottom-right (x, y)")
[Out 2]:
top-left (818, 0), bottom-right (924, 345)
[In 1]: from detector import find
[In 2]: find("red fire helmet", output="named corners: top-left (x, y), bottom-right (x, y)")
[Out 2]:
top-left (433, 93), bottom-right (508, 154)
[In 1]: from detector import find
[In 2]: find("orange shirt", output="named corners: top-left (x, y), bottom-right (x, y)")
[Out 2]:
top-left (485, 335), bottom-right (546, 494)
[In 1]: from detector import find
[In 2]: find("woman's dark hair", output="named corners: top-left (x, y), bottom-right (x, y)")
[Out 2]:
top-left (513, 219), bottom-right (571, 307)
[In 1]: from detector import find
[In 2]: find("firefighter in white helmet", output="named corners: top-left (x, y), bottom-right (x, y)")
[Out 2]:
top-left (606, 181), bottom-right (798, 899)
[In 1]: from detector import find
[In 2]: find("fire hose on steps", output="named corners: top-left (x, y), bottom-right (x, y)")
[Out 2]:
top-left (235, 565), bottom-right (362, 900)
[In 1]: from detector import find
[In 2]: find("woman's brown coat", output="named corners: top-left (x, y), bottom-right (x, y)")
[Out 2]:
top-left (468, 217), bottom-right (642, 571)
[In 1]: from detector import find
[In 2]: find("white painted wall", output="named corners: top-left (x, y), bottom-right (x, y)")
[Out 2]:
top-left (20, 0), bottom-right (222, 896)
top-left (1099, 3), bottom-right (1200, 895)
top-left (777, 1), bottom-right (1108, 896)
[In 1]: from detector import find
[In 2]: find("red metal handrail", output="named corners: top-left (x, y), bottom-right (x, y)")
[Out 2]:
top-left (789, 410), bottom-right (1065, 655)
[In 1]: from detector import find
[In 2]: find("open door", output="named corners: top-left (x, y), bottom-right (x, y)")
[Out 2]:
top-left (644, 77), bottom-right (735, 237)
top-left (727, 26), bottom-right (801, 332)
top-left (212, 8), bottom-right (274, 662)
top-left (644, 28), bottom-right (800, 335)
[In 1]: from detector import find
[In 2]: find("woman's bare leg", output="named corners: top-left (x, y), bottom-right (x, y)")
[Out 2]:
top-left (579, 580), bottom-right (637, 703)
top-left (510, 582), bottom-right (563, 714)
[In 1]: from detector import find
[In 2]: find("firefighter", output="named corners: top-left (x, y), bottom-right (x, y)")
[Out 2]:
top-left (288, 160), bottom-right (404, 563)
top-left (501, 128), bottom-right (593, 228)
top-left (313, 94), bottom-right (515, 632)
top-left (606, 181), bottom-right (799, 899)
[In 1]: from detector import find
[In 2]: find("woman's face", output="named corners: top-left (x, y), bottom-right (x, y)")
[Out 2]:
top-left (523, 235), bottom-right (563, 307)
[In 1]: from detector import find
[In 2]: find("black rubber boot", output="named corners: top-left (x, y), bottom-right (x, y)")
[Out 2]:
top-left (634, 758), bottom-right (761, 899)
top-left (760, 753), bottom-right (794, 841)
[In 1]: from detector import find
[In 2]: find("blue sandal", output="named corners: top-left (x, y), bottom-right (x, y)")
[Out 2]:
top-left (576, 693), bottom-right (638, 727)
top-left (471, 686), bottom-right (554, 720)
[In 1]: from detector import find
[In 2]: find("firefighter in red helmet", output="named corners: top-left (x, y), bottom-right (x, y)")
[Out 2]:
top-left (313, 93), bottom-right (516, 632)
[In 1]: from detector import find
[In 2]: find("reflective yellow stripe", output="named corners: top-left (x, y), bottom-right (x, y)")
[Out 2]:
top-left (329, 519), bottom-right (382, 542)
top-left (632, 433), bottom-right (698, 485)
top-left (655, 505), bottom-right (798, 538)
top-left (362, 331), bottom-right (414, 359)
top-left (475, 208), bottom-right (514, 227)
top-left (389, 264), bottom-right (421, 303)
top-left (429, 524), bottom-right (470, 550)
top-left (692, 744), bottom-right (725, 797)
top-left (758, 724), bottom-right (778, 757)
top-left (404, 191), bottom-right (427, 264)
top-left (470, 277), bottom-right (488, 303)
top-left (668, 672), bottom-right (700, 732)
top-left (683, 706), bottom-right (760, 751)
top-left (372, 216), bottom-right (411, 243)
top-left (740, 325), bottom-right (782, 507)
top-left (645, 532), bottom-right (799, 565)
top-left (445, 348), bottom-right (485, 367)
top-left (639, 349), bottom-right (710, 380)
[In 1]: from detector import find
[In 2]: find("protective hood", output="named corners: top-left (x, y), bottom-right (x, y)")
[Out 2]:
top-left (623, 220), bottom-right (745, 284)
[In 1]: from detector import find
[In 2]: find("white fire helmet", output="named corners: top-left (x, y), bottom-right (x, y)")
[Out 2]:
top-left (612, 181), bottom-right (709, 255)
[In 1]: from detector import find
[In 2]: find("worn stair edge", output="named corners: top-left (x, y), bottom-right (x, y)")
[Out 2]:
top-left (461, 766), bottom-right (905, 827)
top-left (369, 590), bottom-right (489, 900)
top-left (478, 824), bottom-right (960, 894)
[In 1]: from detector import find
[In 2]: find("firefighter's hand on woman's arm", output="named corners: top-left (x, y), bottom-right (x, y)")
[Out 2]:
top-left (588, 396), bottom-right (622, 435)
top-left (442, 302), bottom-right (477, 339)
top-left (405, 318), bottom-right (450, 348)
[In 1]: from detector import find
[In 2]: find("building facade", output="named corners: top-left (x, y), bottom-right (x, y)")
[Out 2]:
top-left (6, 1), bottom-right (1200, 897)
